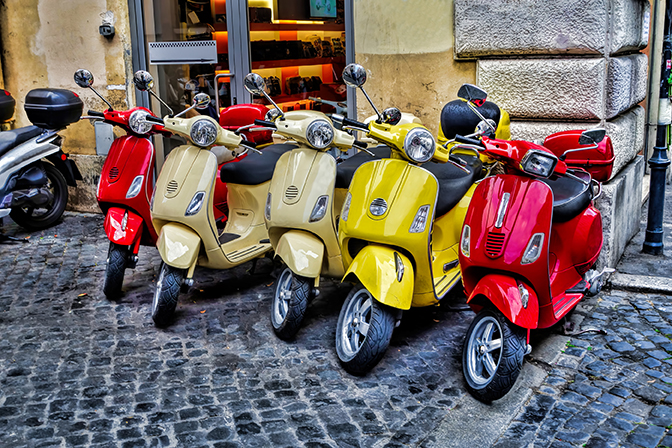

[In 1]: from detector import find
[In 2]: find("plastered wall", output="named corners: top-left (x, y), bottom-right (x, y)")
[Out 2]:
top-left (0, 0), bottom-right (134, 155)
top-left (353, 0), bottom-right (475, 135)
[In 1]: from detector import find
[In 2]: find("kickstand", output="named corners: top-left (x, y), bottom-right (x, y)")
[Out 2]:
top-left (562, 319), bottom-right (607, 336)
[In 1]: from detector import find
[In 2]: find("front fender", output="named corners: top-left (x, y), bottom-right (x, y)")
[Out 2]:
top-left (104, 207), bottom-right (144, 246)
top-left (467, 274), bottom-right (539, 329)
top-left (342, 245), bottom-right (414, 310)
top-left (275, 230), bottom-right (324, 278)
top-left (157, 223), bottom-right (201, 269)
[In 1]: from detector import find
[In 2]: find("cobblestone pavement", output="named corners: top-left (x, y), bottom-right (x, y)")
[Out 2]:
top-left (0, 213), bottom-right (476, 448)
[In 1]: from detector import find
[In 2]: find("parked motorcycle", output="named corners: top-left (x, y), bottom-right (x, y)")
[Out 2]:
top-left (146, 87), bottom-right (293, 327)
top-left (455, 84), bottom-right (613, 402)
top-left (0, 88), bottom-right (82, 234)
top-left (331, 64), bottom-right (487, 374)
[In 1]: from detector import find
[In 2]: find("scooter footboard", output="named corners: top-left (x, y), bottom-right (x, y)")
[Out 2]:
top-left (467, 274), bottom-right (539, 329)
top-left (342, 245), bottom-right (414, 310)
top-left (104, 207), bottom-right (144, 246)
top-left (276, 230), bottom-right (324, 278)
top-left (157, 223), bottom-right (201, 270)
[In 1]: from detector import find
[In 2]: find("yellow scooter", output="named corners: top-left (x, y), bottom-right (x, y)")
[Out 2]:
top-left (146, 88), bottom-right (293, 327)
top-left (332, 64), bottom-right (492, 374)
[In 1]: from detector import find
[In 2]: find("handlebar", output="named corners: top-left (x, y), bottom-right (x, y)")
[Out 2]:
top-left (341, 116), bottom-right (368, 131)
top-left (455, 134), bottom-right (484, 147)
top-left (144, 115), bottom-right (164, 125)
top-left (254, 119), bottom-right (276, 128)
top-left (87, 110), bottom-right (105, 118)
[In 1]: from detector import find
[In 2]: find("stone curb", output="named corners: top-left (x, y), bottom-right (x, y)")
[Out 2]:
top-left (609, 272), bottom-right (672, 294)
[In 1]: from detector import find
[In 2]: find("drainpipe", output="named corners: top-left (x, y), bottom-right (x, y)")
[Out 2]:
top-left (643, 0), bottom-right (672, 255)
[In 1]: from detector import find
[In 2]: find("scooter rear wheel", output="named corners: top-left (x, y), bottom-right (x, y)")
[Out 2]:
top-left (271, 267), bottom-right (311, 340)
top-left (335, 286), bottom-right (395, 375)
top-left (103, 242), bottom-right (128, 299)
top-left (152, 263), bottom-right (184, 327)
top-left (10, 163), bottom-right (68, 231)
top-left (462, 308), bottom-right (526, 403)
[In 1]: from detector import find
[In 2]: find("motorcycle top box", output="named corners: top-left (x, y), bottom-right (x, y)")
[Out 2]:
top-left (24, 88), bottom-right (83, 129)
top-left (543, 129), bottom-right (615, 182)
top-left (0, 90), bottom-right (15, 123)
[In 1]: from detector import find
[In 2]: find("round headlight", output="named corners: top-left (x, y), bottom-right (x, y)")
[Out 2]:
top-left (403, 127), bottom-right (435, 163)
top-left (306, 119), bottom-right (334, 149)
top-left (129, 110), bottom-right (153, 135)
top-left (190, 119), bottom-right (218, 147)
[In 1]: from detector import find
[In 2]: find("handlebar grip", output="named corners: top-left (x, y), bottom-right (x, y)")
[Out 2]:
top-left (88, 110), bottom-right (105, 117)
top-left (241, 140), bottom-right (257, 148)
top-left (254, 119), bottom-right (276, 128)
top-left (144, 115), bottom-right (164, 125)
top-left (353, 140), bottom-right (368, 148)
top-left (342, 117), bottom-right (368, 130)
top-left (455, 134), bottom-right (484, 147)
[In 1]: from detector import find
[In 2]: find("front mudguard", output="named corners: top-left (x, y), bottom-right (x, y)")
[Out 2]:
top-left (275, 230), bottom-right (324, 278)
top-left (104, 207), bottom-right (144, 246)
top-left (342, 245), bottom-right (414, 310)
top-left (467, 274), bottom-right (539, 329)
top-left (157, 222), bottom-right (201, 270)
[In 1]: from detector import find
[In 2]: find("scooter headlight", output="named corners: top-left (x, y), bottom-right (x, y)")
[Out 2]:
top-left (403, 127), bottom-right (435, 163)
top-left (520, 150), bottom-right (557, 178)
top-left (460, 225), bottom-right (471, 258)
top-left (309, 195), bottom-right (329, 222)
top-left (185, 191), bottom-right (206, 216)
top-left (521, 233), bottom-right (544, 264)
top-left (126, 175), bottom-right (144, 199)
top-left (190, 119), bottom-right (218, 147)
top-left (265, 192), bottom-right (272, 221)
top-left (409, 205), bottom-right (431, 233)
top-left (341, 192), bottom-right (351, 222)
top-left (306, 119), bottom-right (334, 149)
top-left (129, 110), bottom-right (153, 135)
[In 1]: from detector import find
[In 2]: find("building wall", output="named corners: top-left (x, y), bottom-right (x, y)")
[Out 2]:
top-left (353, 0), bottom-right (476, 135)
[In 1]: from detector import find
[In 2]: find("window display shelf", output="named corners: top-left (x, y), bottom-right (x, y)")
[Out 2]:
top-left (252, 56), bottom-right (344, 70)
top-left (212, 23), bottom-right (344, 32)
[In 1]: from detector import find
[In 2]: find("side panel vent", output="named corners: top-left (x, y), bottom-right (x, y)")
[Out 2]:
top-left (485, 232), bottom-right (506, 258)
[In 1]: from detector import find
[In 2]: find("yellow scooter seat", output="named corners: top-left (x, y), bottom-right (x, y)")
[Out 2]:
top-left (220, 143), bottom-right (296, 185)
top-left (335, 145), bottom-right (391, 189)
top-left (424, 154), bottom-right (483, 217)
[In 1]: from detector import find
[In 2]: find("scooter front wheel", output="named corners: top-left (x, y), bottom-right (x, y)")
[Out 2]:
top-left (152, 263), bottom-right (184, 327)
top-left (271, 267), bottom-right (312, 340)
top-left (103, 242), bottom-right (128, 299)
top-left (335, 286), bottom-right (395, 375)
top-left (462, 308), bottom-right (526, 403)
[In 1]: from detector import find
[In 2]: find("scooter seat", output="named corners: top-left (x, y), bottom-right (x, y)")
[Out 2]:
top-left (335, 145), bottom-right (392, 189)
top-left (424, 154), bottom-right (484, 217)
top-left (219, 143), bottom-right (296, 185)
top-left (0, 126), bottom-right (42, 158)
top-left (539, 170), bottom-right (593, 223)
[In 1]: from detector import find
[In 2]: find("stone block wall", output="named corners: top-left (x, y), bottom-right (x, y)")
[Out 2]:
top-left (454, 0), bottom-right (650, 268)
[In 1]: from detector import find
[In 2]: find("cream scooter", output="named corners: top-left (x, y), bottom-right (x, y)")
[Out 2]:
top-left (146, 90), bottom-right (293, 326)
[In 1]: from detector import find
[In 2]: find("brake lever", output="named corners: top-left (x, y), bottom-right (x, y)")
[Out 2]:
top-left (81, 116), bottom-right (105, 121)
top-left (249, 127), bottom-right (275, 132)
top-left (447, 158), bottom-right (471, 173)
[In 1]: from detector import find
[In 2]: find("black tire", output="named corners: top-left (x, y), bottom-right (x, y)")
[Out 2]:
top-left (462, 308), bottom-right (527, 403)
top-left (103, 242), bottom-right (128, 299)
top-left (335, 286), bottom-right (396, 375)
top-left (152, 263), bottom-right (184, 327)
top-left (10, 163), bottom-right (68, 231)
top-left (271, 267), bottom-right (312, 340)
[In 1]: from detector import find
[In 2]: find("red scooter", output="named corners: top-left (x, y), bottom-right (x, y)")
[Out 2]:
top-left (454, 84), bottom-right (613, 402)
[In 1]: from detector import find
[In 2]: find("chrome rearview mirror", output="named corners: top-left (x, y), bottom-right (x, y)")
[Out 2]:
top-left (579, 129), bottom-right (606, 145)
top-left (382, 107), bottom-right (402, 125)
top-left (457, 83), bottom-right (496, 134)
top-left (74, 68), bottom-right (113, 110)
top-left (193, 93), bottom-right (211, 110)
top-left (342, 63), bottom-right (382, 122)
top-left (244, 73), bottom-right (284, 119)
top-left (133, 70), bottom-right (154, 91)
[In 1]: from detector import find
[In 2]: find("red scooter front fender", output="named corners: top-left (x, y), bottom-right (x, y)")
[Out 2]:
top-left (104, 207), bottom-right (144, 246)
top-left (467, 274), bottom-right (539, 329)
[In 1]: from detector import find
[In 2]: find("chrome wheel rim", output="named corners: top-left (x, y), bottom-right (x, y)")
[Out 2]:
top-left (272, 268), bottom-right (292, 328)
top-left (466, 315), bottom-right (503, 387)
top-left (152, 265), bottom-right (165, 314)
top-left (339, 289), bottom-right (373, 359)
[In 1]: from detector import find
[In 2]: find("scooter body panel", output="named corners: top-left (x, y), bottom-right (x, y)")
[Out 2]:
top-left (275, 230), bottom-right (325, 278)
top-left (104, 206), bottom-right (144, 246)
top-left (467, 273), bottom-right (539, 329)
top-left (338, 159), bottom-right (437, 306)
top-left (0, 133), bottom-right (60, 194)
top-left (98, 135), bottom-right (158, 244)
top-left (157, 222), bottom-right (201, 269)
top-left (267, 148), bottom-right (343, 278)
top-left (343, 244), bottom-right (414, 310)
top-left (460, 175), bottom-right (554, 311)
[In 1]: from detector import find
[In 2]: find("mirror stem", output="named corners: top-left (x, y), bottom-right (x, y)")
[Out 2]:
top-left (359, 87), bottom-right (382, 122)
top-left (260, 91), bottom-right (284, 119)
top-left (89, 86), bottom-right (113, 111)
top-left (148, 90), bottom-right (174, 116)
top-left (467, 102), bottom-right (497, 133)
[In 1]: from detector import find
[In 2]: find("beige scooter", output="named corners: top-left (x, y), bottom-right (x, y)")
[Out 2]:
top-left (145, 87), bottom-right (293, 327)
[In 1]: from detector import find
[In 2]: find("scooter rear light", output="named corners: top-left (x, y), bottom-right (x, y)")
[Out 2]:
top-left (521, 233), bottom-right (544, 265)
top-left (460, 225), bottom-right (471, 258)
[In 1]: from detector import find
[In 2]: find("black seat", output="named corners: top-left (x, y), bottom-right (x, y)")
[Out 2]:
top-left (424, 154), bottom-right (484, 217)
top-left (220, 143), bottom-right (296, 185)
top-left (0, 126), bottom-right (43, 158)
top-left (335, 145), bottom-right (391, 189)
top-left (539, 170), bottom-right (593, 223)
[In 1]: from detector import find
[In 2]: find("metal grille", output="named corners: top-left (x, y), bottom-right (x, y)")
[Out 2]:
top-left (485, 232), bottom-right (506, 258)
top-left (166, 180), bottom-right (179, 195)
top-left (108, 166), bottom-right (119, 181)
top-left (285, 185), bottom-right (299, 200)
